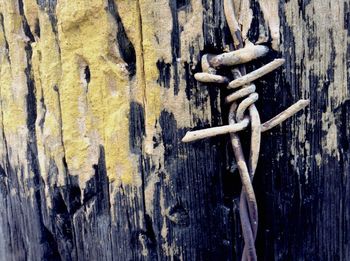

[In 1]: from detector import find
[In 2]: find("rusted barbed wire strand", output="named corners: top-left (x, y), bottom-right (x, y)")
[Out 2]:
top-left (230, 66), bottom-right (260, 261)
top-left (224, 0), bottom-right (260, 260)
top-left (182, 0), bottom-right (309, 260)
top-left (223, 0), bottom-right (240, 48)
top-left (191, 45), bottom-right (259, 260)
top-left (229, 103), bottom-right (258, 261)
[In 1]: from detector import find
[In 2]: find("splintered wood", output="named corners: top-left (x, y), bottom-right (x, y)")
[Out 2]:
top-left (182, 0), bottom-right (309, 260)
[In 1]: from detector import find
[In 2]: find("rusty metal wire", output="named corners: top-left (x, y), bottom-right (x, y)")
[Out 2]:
top-left (182, 1), bottom-right (309, 260)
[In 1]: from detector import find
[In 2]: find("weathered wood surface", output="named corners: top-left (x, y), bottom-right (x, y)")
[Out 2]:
top-left (0, 0), bottom-right (349, 260)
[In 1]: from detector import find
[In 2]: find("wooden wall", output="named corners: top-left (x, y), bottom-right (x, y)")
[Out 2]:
top-left (0, 0), bottom-right (348, 260)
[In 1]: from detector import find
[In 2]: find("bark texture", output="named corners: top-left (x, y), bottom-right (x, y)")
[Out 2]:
top-left (0, 0), bottom-right (349, 260)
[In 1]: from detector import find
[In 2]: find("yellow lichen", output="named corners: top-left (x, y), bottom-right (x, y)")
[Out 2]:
top-left (0, 0), bottom-right (202, 187)
top-left (54, 0), bottom-right (138, 185)
top-left (0, 1), bottom-right (28, 132)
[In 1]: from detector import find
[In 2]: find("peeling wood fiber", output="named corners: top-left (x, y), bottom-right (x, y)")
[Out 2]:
top-left (0, 0), bottom-right (349, 260)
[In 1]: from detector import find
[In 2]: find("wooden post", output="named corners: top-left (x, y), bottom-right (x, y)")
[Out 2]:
top-left (0, 0), bottom-right (348, 260)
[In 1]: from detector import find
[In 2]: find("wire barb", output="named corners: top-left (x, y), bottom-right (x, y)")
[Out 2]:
top-left (207, 45), bottom-right (269, 68)
top-left (182, 117), bottom-right (250, 143)
top-left (261, 99), bottom-right (310, 132)
top-left (228, 58), bottom-right (285, 89)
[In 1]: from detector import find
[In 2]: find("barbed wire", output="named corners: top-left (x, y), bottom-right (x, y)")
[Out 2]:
top-left (182, 1), bottom-right (309, 260)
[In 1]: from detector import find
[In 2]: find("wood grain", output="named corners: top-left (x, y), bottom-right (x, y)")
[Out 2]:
top-left (0, 0), bottom-right (348, 260)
